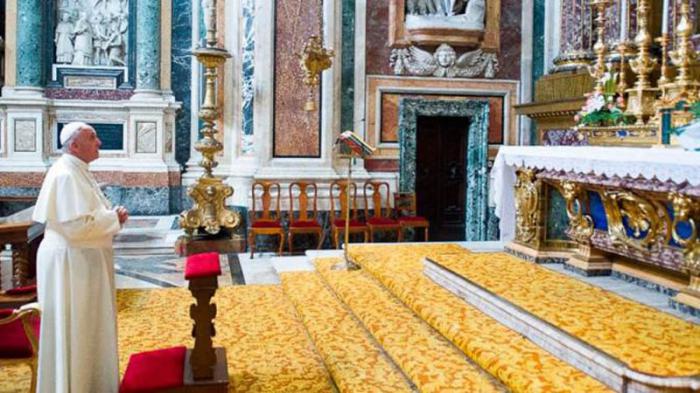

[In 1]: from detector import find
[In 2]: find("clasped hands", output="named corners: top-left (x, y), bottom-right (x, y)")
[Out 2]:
top-left (115, 206), bottom-right (129, 225)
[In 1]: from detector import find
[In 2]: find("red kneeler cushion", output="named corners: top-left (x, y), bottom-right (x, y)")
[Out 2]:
top-left (4, 284), bottom-right (37, 296)
top-left (120, 346), bottom-right (186, 393)
top-left (251, 220), bottom-right (282, 228)
top-left (0, 308), bottom-right (40, 358)
top-left (184, 252), bottom-right (222, 280)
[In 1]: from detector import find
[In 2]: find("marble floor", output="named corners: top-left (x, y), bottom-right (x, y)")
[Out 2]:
top-left (1, 215), bottom-right (697, 324)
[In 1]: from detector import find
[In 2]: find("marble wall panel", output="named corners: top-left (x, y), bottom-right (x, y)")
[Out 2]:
top-left (365, 0), bottom-right (522, 80)
top-left (14, 119), bottom-right (36, 152)
top-left (241, 0), bottom-right (255, 155)
top-left (380, 93), bottom-right (503, 144)
top-left (341, 0), bottom-right (356, 132)
top-left (172, 0), bottom-right (192, 165)
top-left (273, 0), bottom-right (322, 157)
top-left (136, 121), bottom-right (157, 153)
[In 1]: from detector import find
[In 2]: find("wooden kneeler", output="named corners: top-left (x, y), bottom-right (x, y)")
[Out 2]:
top-left (120, 252), bottom-right (228, 393)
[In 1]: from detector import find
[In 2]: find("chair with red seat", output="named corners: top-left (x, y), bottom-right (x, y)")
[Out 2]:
top-left (394, 192), bottom-right (429, 242)
top-left (248, 181), bottom-right (285, 258)
top-left (0, 304), bottom-right (40, 393)
top-left (330, 180), bottom-right (368, 249)
top-left (288, 181), bottom-right (323, 254)
top-left (363, 181), bottom-right (401, 242)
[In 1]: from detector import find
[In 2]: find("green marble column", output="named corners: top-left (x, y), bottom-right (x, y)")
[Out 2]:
top-left (136, 0), bottom-right (161, 91)
top-left (16, 0), bottom-right (46, 88)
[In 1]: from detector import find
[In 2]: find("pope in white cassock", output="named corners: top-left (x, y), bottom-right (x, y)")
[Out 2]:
top-left (32, 122), bottom-right (129, 393)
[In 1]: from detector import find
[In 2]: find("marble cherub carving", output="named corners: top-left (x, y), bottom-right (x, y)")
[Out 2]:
top-left (390, 43), bottom-right (498, 78)
top-left (405, 0), bottom-right (485, 31)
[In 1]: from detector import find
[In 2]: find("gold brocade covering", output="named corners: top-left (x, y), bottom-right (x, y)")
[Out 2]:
top-left (349, 244), bottom-right (700, 379)
top-left (281, 272), bottom-right (414, 393)
top-left (313, 258), bottom-right (506, 393)
top-left (0, 286), bottom-right (334, 393)
top-left (347, 244), bottom-right (610, 393)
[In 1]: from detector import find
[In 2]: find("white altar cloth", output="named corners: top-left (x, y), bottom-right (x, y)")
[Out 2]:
top-left (489, 146), bottom-right (700, 241)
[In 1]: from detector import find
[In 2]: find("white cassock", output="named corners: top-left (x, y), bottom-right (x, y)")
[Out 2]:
top-left (32, 154), bottom-right (121, 393)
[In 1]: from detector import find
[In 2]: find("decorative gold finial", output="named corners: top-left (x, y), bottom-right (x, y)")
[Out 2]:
top-left (667, 0), bottom-right (700, 103)
top-left (625, 0), bottom-right (658, 124)
top-left (300, 35), bottom-right (334, 112)
top-left (588, 0), bottom-right (613, 95)
top-left (180, 0), bottom-right (241, 236)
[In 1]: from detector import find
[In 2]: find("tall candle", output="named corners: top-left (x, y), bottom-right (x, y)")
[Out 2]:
top-left (662, 0), bottom-right (670, 34)
top-left (620, 0), bottom-right (628, 41)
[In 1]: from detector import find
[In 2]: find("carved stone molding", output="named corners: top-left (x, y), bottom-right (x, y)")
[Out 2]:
top-left (390, 44), bottom-right (498, 78)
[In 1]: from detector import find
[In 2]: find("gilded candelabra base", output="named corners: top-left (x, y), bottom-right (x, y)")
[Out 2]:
top-left (180, 177), bottom-right (242, 237)
top-left (625, 87), bottom-right (659, 124)
top-left (663, 81), bottom-right (700, 105)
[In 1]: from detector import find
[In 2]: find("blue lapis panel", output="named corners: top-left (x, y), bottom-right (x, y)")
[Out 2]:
top-left (589, 191), bottom-right (608, 230)
top-left (666, 203), bottom-right (694, 248)
top-left (57, 122), bottom-right (124, 151)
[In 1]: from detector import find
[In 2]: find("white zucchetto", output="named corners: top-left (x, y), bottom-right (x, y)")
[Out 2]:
top-left (59, 122), bottom-right (89, 146)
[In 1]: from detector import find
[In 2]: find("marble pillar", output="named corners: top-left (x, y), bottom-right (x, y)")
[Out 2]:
top-left (16, 0), bottom-right (45, 90)
top-left (552, 0), bottom-right (594, 72)
top-left (136, 0), bottom-right (162, 92)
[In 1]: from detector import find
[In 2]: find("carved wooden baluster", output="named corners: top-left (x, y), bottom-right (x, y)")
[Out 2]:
top-left (188, 275), bottom-right (218, 380)
top-left (12, 242), bottom-right (30, 288)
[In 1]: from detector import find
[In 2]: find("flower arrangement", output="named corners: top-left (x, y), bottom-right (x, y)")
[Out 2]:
top-left (574, 65), bottom-right (634, 127)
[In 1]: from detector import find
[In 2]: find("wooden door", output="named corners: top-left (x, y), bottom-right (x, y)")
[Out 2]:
top-left (415, 116), bottom-right (468, 241)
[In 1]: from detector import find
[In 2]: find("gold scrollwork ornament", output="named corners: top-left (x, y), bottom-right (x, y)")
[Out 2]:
top-left (602, 191), bottom-right (669, 251)
top-left (514, 169), bottom-right (542, 246)
top-left (670, 192), bottom-right (699, 292)
top-left (559, 181), bottom-right (594, 242)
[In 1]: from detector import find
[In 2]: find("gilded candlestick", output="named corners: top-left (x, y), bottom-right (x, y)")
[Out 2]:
top-left (668, 0), bottom-right (700, 103)
top-left (626, 0), bottom-right (658, 124)
top-left (657, 34), bottom-right (672, 88)
top-left (588, 0), bottom-right (613, 95)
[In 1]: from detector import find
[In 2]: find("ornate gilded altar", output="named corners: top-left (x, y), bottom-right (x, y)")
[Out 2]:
top-left (491, 146), bottom-right (700, 315)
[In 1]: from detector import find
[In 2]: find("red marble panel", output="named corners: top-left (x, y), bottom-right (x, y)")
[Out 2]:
top-left (0, 170), bottom-right (180, 188)
top-left (379, 93), bottom-right (504, 144)
top-left (273, 1), bottom-right (322, 157)
top-left (364, 158), bottom-right (399, 172)
top-left (0, 172), bottom-right (46, 187)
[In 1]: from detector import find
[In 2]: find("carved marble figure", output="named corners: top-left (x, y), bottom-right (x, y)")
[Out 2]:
top-left (390, 43), bottom-right (498, 78)
top-left (106, 12), bottom-right (127, 66)
top-left (405, 0), bottom-right (485, 30)
top-left (55, 10), bottom-right (75, 64)
top-left (72, 12), bottom-right (94, 65)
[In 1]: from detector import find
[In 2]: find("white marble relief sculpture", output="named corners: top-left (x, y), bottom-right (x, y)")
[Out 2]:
top-left (14, 120), bottom-right (36, 152)
top-left (54, 0), bottom-right (128, 67)
top-left (406, 0), bottom-right (485, 31)
top-left (55, 10), bottom-right (74, 64)
top-left (390, 43), bottom-right (498, 78)
top-left (136, 122), bottom-right (157, 154)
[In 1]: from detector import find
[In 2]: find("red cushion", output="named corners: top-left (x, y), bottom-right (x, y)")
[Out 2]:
top-left (398, 216), bottom-right (428, 223)
top-left (367, 217), bottom-right (398, 226)
top-left (290, 220), bottom-right (320, 228)
top-left (0, 309), bottom-right (13, 319)
top-left (251, 220), bottom-right (282, 228)
top-left (0, 310), bottom-right (40, 359)
top-left (333, 219), bottom-right (366, 228)
top-left (4, 284), bottom-right (37, 296)
top-left (119, 346), bottom-right (186, 393)
top-left (185, 252), bottom-right (221, 280)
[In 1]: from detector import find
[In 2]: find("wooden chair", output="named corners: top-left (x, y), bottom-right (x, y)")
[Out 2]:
top-left (394, 192), bottom-right (430, 242)
top-left (288, 182), bottom-right (323, 254)
top-left (0, 304), bottom-right (40, 393)
top-left (330, 180), bottom-right (368, 249)
top-left (249, 181), bottom-right (285, 258)
top-left (363, 181), bottom-right (401, 242)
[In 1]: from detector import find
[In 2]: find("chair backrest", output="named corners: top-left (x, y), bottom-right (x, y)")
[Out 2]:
top-left (394, 192), bottom-right (418, 217)
top-left (251, 181), bottom-right (281, 222)
top-left (0, 306), bottom-right (40, 358)
top-left (289, 181), bottom-right (318, 223)
top-left (364, 181), bottom-right (392, 219)
top-left (330, 180), bottom-right (359, 220)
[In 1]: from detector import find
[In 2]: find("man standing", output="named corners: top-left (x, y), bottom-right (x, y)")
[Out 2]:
top-left (32, 122), bottom-right (128, 393)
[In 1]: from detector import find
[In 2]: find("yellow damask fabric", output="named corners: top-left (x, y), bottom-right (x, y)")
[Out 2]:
top-left (348, 244), bottom-right (612, 393)
top-left (315, 257), bottom-right (507, 393)
top-left (281, 271), bottom-right (413, 393)
top-left (1, 286), bottom-right (334, 393)
top-left (431, 251), bottom-right (700, 377)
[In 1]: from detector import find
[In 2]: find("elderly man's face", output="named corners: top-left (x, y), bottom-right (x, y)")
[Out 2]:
top-left (71, 127), bottom-right (101, 163)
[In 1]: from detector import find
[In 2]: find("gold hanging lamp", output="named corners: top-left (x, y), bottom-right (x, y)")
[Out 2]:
top-left (299, 0), bottom-right (334, 112)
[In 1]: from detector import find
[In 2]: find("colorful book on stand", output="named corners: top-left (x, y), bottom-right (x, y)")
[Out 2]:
top-left (336, 131), bottom-right (375, 158)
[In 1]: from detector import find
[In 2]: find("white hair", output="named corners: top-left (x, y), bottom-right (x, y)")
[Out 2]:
top-left (60, 122), bottom-right (90, 154)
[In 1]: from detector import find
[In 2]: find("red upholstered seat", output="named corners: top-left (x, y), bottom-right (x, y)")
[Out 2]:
top-left (333, 219), bottom-right (366, 228)
top-left (119, 346), bottom-right (186, 393)
top-left (367, 217), bottom-right (398, 226)
top-left (4, 284), bottom-right (37, 296)
top-left (185, 252), bottom-right (221, 279)
top-left (251, 220), bottom-right (282, 228)
top-left (289, 220), bottom-right (320, 228)
top-left (398, 216), bottom-right (428, 223)
top-left (0, 309), bottom-right (40, 359)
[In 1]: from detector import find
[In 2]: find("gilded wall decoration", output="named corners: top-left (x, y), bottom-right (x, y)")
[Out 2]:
top-left (514, 168), bottom-right (543, 247)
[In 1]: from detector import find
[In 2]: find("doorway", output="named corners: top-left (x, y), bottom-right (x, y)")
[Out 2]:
top-left (415, 116), bottom-right (469, 241)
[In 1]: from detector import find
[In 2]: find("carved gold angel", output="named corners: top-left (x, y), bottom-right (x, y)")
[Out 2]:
top-left (390, 43), bottom-right (498, 78)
